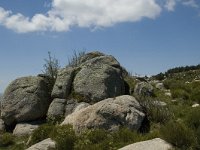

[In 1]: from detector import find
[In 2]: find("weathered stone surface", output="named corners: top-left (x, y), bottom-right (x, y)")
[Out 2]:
top-left (73, 64), bottom-right (125, 103)
top-left (26, 138), bottom-right (56, 150)
top-left (119, 138), bottom-right (172, 150)
top-left (134, 82), bottom-right (154, 97)
top-left (1, 76), bottom-right (51, 126)
top-left (62, 95), bottom-right (145, 133)
top-left (47, 98), bottom-right (66, 120)
top-left (65, 99), bottom-right (77, 116)
top-left (64, 100), bottom-right (90, 116)
top-left (51, 67), bottom-right (75, 99)
top-left (73, 102), bottom-right (90, 113)
top-left (13, 122), bottom-right (40, 136)
top-left (79, 51), bottom-right (105, 64)
top-left (80, 55), bottom-right (121, 69)
top-left (0, 119), bottom-right (5, 132)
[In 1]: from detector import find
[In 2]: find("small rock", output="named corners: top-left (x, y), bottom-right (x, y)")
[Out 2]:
top-left (153, 101), bottom-right (167, 107)
top-left (192, 103), bottom-right (199, 108)
top-left (119, 138), bottom-right (172, 150)
top-left (13, 122), bottom-right (40, 137)
top-left (26, 138), bottom-right (56, 150)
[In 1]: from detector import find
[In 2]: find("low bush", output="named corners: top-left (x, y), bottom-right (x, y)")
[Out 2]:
top-left (28, 124), bottom-right (54, 146)
top-left (161, 121), bottom-right (197, 149)
top-left (74, 129), bottom-right (114, 150)
top-left (0, 133), bottom-right (14, 147)
top-left (51, 125), bottom-right (77, 150)
top-left (185, 108), bottom-right (200, 130)
top-left (112, 127), bottom-right (141, 148)
top-left (138, 96), bottom-right (172, 124)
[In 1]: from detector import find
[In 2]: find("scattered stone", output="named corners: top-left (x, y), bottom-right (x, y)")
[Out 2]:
top-left (1, 76), bottom-right (51, 126)
top-left (13, 122), bottom-right (40, 136)
top-left (62, 95), bottom-right (145, 133)
top-left (192, 103), bottom-right (199, 108)
top-left (153, 101), bottom-right (167, 107)
top-left (26, 138), bottom-right (56, 150)
top-left (119, 138), bottom-right (172, 150)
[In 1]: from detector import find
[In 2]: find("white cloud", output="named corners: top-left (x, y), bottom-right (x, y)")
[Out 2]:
top-left (182, 0), bottom-right (198, 8)
top-left (165, 0), bottom-right (176, 11)
top-left (0, 0), bottom-right (162, 33)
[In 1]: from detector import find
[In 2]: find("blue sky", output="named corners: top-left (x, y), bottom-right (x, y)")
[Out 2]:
top-left (0, 0), bottom-right (200, 93)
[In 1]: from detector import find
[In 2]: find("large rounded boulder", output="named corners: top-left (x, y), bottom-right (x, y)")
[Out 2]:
top-left (73, 53), bottom-right (125, 103)
top-left (61, 95), bottom-right (145, 133)
top-left (1, 76), bottom-right (51, 126)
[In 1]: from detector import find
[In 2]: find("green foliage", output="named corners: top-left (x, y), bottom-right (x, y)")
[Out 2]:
top-left (47, 115), bottom-right (65, 125)
top-left (161, 121), bottom-right (197, 149)
top-left (171, 89), bottom-right (190, 100)
top-left (138, 96), bottom-right (172, 124)
top-left (28, 124), bottom-right (54, 146)
top-left (51, 125), bottom-right (77, 150)
top-left (124, 76), bottom-right (138, 95)
top-left (0, 133), bottom-right (14, 147)
top-left (185, 108), bottom-right (200, 130)
top-left (75, 129), bottom-right (114, 150)
top-left (111, 127), bottom-right (141, 148)
top-left (70, 91), bottom-right (86, 102)
top-left (42, 51), bottom-right (60, 87)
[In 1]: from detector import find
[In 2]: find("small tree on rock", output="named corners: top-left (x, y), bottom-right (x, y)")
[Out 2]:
top-left (42, 51), bottom-right (60, 86)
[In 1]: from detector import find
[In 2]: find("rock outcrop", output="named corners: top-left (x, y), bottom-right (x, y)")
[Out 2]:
top-left (1, 76), bottom-right (51, 126)
top-left (26, 138), bottom-right (56, 150)
top-left (119, 138), bottom-right (172, 150)
top-left (72, 53), bottom-right (125, 102)
top-left (62, 95), bottom-right (145, 133)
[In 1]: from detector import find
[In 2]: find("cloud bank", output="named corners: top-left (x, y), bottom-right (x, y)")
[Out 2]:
top-left (0, 0), bottom-right (199, 33)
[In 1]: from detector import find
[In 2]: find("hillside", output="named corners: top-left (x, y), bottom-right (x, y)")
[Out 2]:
top-left (0, 52), bottom-right (200, 150)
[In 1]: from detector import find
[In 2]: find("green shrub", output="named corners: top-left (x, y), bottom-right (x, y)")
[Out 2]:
top-left (185, 108), bottom-right (200, 130)
top-left (28, 124), bottom-right (54, 146)
top-left (139, 97), bottom-right (172, 124)
top-left (171, 89), bottom-right (190, 100)
top-left (75, 129), bottom-right (114, 150)
top-left (112, 127), bottom-right (141, 148)
top-left (51, 125), bottom-right (77, 150)
top-left (0, 133), bottom-right (14, 147)
top-left (161, 121), bottom-right (197, 149)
